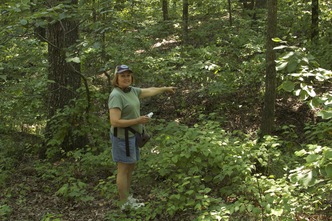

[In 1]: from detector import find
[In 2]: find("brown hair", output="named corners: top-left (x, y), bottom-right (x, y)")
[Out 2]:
top-left (111, 71), bottom-right (134, 87)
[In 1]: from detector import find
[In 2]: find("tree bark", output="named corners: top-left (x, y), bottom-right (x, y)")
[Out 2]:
top-left (228, 0), bottom-right (232, 26)
top-left (47, 20), bottom-right (80, 118)
top-left (311, 0), bottom-right (319, 42)
top-left (182, 0), bottom-right (189, 44)
top-left (260, 0), bottom-right (277, 137)
top-left (40, 0), bottom-right (86, 159)
top-left (162, 0), bottom-right (169, 21)
top-left (256, 0), bottom-right (267, 8)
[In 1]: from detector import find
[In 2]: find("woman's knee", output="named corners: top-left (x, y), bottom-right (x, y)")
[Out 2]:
top-left (118, 162), bottom-right (135, 173)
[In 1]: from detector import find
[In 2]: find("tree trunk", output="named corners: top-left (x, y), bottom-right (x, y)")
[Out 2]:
top-left (182, 0), bottom-right (189, 44)
top-left (228, 0), bottom-right (232, 26)
top-left (162, 0), bottom-right (169, 21)
top-left (311, 0), bottom-right (319, 42)
top-left (256, 0), bottom-right (267, 8)
top-left (260, 0), bottom-right (277, 137)
top-left (40, 0), bottom-right (86, 159)
top-left (47, 19), bottom-right (80, 118)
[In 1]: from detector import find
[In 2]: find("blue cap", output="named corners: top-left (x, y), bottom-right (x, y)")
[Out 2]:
top-left (116, 65), bottom-right (132, 74)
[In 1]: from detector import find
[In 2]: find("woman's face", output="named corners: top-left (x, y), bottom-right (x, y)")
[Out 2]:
top-left (117, 71), bottom-right (132, 88)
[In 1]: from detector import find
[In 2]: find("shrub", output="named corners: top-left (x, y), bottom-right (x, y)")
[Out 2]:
top-left (135, 119), bottom-right (293, 220)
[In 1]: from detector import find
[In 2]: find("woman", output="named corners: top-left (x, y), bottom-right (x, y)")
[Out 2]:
top-left (108, 64), bottom-right (176, 210)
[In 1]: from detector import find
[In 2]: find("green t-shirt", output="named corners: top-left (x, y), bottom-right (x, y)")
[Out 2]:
top-left (108, 87), bottom-right (142, 139)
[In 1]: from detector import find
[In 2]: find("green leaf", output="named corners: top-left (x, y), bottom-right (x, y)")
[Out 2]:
top-left (282, 51), bottom-right (294, 59)
top-left (272, 37), bottom-right (286, 43)
top-left (301, 85), bottom-right (316, 97)
top-left (204, 175), bottom-right (213, 182)
top-left (281, 80), bottom-right (295, 92)
top-left (295, 149), bottom-right (307, 156)
top-left (309, 97), bottom-right (321, 108)
top-left (302, 57), bottom-right (309, 64)
top-left (325, 164), bottom-right (332, 178)
top-left (186, 190), bottom-right (195, 195)
top-left (287, 60), bottom-right (298, 72)
top-left (0, 75), bottom-right (7, 81)
top-left (271, 208), bottom-right (283, 216)
top-left (59, 13), bottom-right (67, 20)
top-left (172, 155), bottom-right (178, 163)
top-left (35, 19), bottom-right (48, 27)
top-left (300, 170), bottom-right (315, 186)
top-left (305, 154), bottom-right (320, 163)
top-left (299, 90), bottom-right (309, 100)
top-left (20, 19), bottom-right (28, 25)
top-left (170, 194), bottom-right (181, 200)
top-left (324, 150), bottom-right (332, 159)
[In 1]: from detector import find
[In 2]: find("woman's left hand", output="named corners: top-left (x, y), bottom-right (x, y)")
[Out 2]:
top-left (137, 115), bottom-right (150, 124)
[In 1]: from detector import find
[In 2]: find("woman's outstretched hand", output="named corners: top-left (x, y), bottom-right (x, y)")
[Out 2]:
top-left (165, 87), bottom-right (177, 93)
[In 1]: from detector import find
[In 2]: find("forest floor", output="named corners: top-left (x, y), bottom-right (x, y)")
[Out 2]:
top-left (3, 161), bottom-right (114, 221)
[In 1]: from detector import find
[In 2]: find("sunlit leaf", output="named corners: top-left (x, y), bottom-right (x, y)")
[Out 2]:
top-left (276, 62), bottom-right (288, 71)
top-left (271, 208), bottom-right (283, 216)
top-left (282, 52), bottom-right (294, 59)
top-left (299, 170), bottom-right (315, 186)
top-left (66, 57), bottom-right (80, 63)
top-left (274, 45), bottom-right (288, 50)
top-left (272, 37), bottom-right (286, 43)
top-left (317, 110), bottom-right (332, 119)
top-left (303, 86), bottom-right (316, 97)
top-left (295, 149), bottom-right (307, 156)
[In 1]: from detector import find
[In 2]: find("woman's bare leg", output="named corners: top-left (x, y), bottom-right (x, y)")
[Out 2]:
top-left (116, 162), bottom-right (136, 203)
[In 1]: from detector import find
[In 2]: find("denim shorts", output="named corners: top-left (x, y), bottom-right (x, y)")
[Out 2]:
top-left (110, 134), bottom-right (140, 163)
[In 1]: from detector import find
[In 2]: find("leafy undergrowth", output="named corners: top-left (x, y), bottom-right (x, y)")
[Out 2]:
top-left (1, 110), bottom-right (331, 221)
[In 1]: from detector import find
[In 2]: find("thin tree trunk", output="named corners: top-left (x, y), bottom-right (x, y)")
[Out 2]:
top-left (260, 0), bottom-right (277, 137)
top-left (311, 0), bottom-right (319, 42)
top-left (182, 0), bottom-right (189, 44)
top-left (162, 0), bottom-right (169, 21)
top-left (228, 0), bottom-right (232, 26)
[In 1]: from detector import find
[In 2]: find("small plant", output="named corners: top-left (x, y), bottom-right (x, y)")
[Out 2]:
top-left (0, 203), bottom-right (12, 219)
top-left (56, 178), bottom-right (94, 203)
top-left (94, 175), bottom-right (117, 199)
top-left (41, 213), bottom-right (62, 221)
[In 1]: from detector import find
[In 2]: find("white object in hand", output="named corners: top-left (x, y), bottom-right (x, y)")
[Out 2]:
top-left (147, 112), bottom-right (153, 118)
